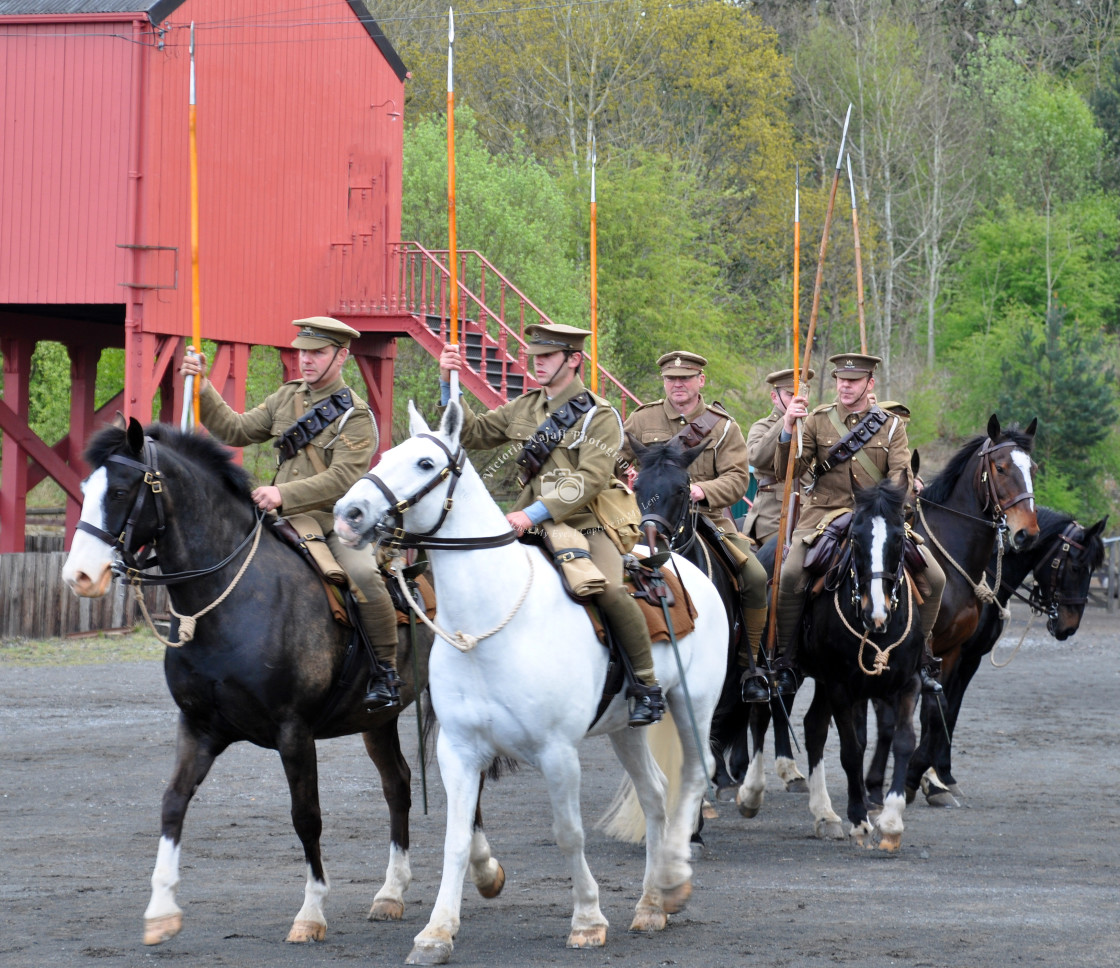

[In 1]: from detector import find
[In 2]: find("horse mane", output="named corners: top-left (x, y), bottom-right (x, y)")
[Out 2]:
top-left (853, 476), bottom-right (907, 522)
top-left (920, 425), bottom-right (1035, 506)
top-left (635, 439), bottom-right (691, 472)
top-left (84, 421), bottom-right (253, 500)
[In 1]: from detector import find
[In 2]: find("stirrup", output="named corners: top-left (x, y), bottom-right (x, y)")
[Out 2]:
top-left (770, 659), bottom-right (798, 697)
top-left (364, 668), bottom-right (402, 711)
top-left (626, 682), bottom-right (664, 728)
top-left (919, 665), bottom-right (943, 695)
top-left (739, 670), bottom-right (770, 704)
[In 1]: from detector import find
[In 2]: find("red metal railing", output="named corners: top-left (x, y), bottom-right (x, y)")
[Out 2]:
top-left (389, 242), bottom-right (640, 416)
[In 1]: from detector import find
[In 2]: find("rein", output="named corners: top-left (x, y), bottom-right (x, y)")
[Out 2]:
top-left (917, 497), bottom-right (1010, 621)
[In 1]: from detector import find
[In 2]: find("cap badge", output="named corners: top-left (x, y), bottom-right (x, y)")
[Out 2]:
top-left (674, 356), bottom-right (682, 368)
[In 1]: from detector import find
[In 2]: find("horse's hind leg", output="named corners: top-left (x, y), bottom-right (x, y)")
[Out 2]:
top-left (866, 699), bottom-right (894, 808)
top-left (736, 703), bottom-right (770, 817)
top-left (875, 681), bottom-right (920, 852)
top-left (277, 725), bottom-right (330, 943)
top-left (830, 695), bottom-right (872, 845)
top-left (772, 690), bottom-right (808, 792)
top-left (467, 774), bottom-right (505, 899)
top-left (144, 717), bottom-right (228, 945)
top-left (361, 719), bottom-right (413, 921)
top-left (804, 686), bottom-right (845, 840)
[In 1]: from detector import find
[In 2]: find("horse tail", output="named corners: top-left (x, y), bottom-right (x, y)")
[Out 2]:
top-left (596, 711), bottom-right (683, 844)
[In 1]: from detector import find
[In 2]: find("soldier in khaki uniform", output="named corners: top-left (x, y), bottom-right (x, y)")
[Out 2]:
top-left (742, 367), bottom-right (815, 548)
top-left (179, 316), bottom-right (401, 709)
top-left (621, 351), bottom-right (771, 703)
top-left (773, 353), bottom-right (946, 694)
top-left (438, 324), bottom-right (664, 727)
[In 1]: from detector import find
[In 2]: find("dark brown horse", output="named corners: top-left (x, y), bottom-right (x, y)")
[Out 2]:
top-left (62, 417), bottom-right (436, 946)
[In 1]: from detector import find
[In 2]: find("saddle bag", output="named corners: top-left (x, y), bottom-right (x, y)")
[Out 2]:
top-left (803, 510), bottom-right (852, 576)
top-left (903, 525), bottom-right (928, 574)
top-left (590, 479), bottom-right (642, 554)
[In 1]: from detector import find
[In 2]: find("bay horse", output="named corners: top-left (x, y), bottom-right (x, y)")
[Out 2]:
top-left (868, 507), bottom-right (1107, 806)
top-left (795, 466), bottom-right (925, 849)
top-left (898, 414), bottom-right (1040, 804)
top-left (622, 436), bottom-right (804, 831)
top-left (62, 417), bottom-right (433, 946)
top-left (333, 400), bottom-right (728, 966)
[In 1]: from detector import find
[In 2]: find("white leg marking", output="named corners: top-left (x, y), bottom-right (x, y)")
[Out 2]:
top-left (144, 836), bottom-right (182, 921)
top-left (372, 843), bottom-right (411, 910)
top-left (292, 863), bottom-right (330, 929)
top-left (876, 792), bottom-right (907, 837)
top-left (808, 764), bottom-right (841, 824)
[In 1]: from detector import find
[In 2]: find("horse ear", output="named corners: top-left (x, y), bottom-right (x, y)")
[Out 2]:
top-left (111, 410), bottom-right (127, 430)
top-left (625, 431), bottom-right (649, 463)
top-left (680, 440), bottom-right (711, 468)
top-left (440, 397), bottom-right (463, 449)
top-left (1024, 417), bottom-right (1038, 439)
top-left (911, 449), bottom-right (920, 477)
top-left (1087, 516), bottom-right (1108, 538)
top-left (987, 413), bottom-right (1001, 440)
top-left (126, 417), bottom-right (145, 454)
top-left (407, 400), bottom-right (431, 438)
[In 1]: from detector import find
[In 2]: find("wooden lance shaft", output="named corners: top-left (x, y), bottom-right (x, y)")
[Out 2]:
top-left (847, 154), bottom-right (867, 355)
top-left (764, 104), bottom-right (852, 661)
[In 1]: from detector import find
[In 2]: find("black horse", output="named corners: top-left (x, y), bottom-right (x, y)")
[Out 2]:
top-left (868, 507), bottom-right (1107, 806)
top-left (628, 435), bottom-right (803, 824)
top-left (62, 417), bottom-right (435, 946)
top-left (794, 465), bottom-right (925, 850)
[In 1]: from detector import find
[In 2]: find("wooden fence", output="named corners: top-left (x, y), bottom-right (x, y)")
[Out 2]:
top-left (0, 552), bottom-right (168, 639)
top-left (1104, 537), bottom-right (1120, 614)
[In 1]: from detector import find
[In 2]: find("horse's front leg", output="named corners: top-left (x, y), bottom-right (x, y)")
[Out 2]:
top-left (875, 678), bottom-right (920, 852)
top-left (278, 723), bottom-right (330, 943)
top-left (804, 685), bottom-right (845, 840)
top-left (772, 687), bottom-right (808, 791)
top-left (408, 736), bottom-right (486, 966)
top-left (361, 718), bottom-right (413, 921)
top-left (144, 716), bottom-right (227, 945)
top-left (539, 743), bottom-right (609, 948)
top-left (736, 703), bottom-right (769, 818)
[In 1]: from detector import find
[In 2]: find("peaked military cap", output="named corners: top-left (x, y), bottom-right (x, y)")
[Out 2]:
top-left (524, 323), bottom-right (591, 355)
top-left (657, 351), bottom-right (707, 377)
top-left (765, 367), bottom-right (816, 390)
top-left (828, 353), bottom-right (881, 377)
top-left (291, 316), bottom-right (361, 349)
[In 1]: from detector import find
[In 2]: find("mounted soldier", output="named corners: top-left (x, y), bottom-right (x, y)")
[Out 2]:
top-left (621, 351), bottom-right (771, 703)
top-left (743, 366), bottom-right (815, 548)
top-left (438, 324), bottom-right (664, 727)
top-left (772, 352), bottom-right (946, 696)
top-left (179, 316), bottom-right (402, 709)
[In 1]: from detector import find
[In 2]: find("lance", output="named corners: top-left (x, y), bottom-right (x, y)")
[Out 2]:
top-left (447, 7), bottom-right (459, 397)
top-left (764, 105), bottom-right (852, 668)
top-left (589, 135), bottom-right (599, 393)
top-left (185, 22), bottom-right (202, 430)
top-left (847, 154), bottom-right (867, 354)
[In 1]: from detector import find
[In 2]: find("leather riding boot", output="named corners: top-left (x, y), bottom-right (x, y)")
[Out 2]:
top-left (737, 605), bottom-right (770, 704)
top-left (598, 585), bottom-right (663, 727)
top-left (358, 597), bottom-right (402, 711)
top-left (920, 633), bottom-right (943, 695)
top-left (771, 595), bottom-right (804, 698)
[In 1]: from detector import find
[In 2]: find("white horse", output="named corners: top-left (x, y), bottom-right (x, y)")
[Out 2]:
top-left (334, 400), bottom-right (728, 966)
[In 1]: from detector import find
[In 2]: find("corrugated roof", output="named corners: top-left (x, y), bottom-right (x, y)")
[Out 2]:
top-left (0, 1), bottom-right (406, 81)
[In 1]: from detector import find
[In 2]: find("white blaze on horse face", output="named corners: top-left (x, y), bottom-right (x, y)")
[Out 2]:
top-left (1011, 449), bottom-right (1035, 511)
top-left (62, 467), bottom-right (116, 597)
top-left (869, 515), bottom-right (889, 625)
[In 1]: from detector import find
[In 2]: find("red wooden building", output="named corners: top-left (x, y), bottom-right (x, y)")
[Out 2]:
top-left (0, 0), bottom-right (637, 556)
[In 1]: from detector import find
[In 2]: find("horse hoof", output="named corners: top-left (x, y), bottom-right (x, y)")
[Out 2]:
top-left (630, 901), bottom-right (667, 933)
top-left (877, 831), bottom-right (902, 852)
top-left (815, 818), bottom-right (847, 841)
top-left (368, 898), bottom-right (405, 921)
top-left (286, 919), bottom-right (326, 943)
top-left (143, 913), bottom-right (182, 945)
top-left (716, 784), bottom-right (739, 802)
top-left (661, 880), bottom-right (692, 915)
top-left (851, 821), bottom-right (875, 849)
top-left (947, 782), bottom-right (964, 797)
top-left (407, 941), bottom-right (454, 965)
top-left (476, 862), bottom-right (505, 899)
top-left (702, 799), bottom-right (719, 819)
top-left (737, 799), bottom-right (761, 819)
top-left (784, 777), bottom-right (809, 794)
top-left (921, 774), bottom-right (961, 808)
top-left (567, 925), bottom-right (607, 948)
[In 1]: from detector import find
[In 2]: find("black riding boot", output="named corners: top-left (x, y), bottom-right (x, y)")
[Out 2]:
top-left (358, 599), bottom-right (402, 711)
top-left (919, 634), bottom-right (943, 695)
top-left (738, 606), bottom-right (770, 704)
top-left (364, 667), bottom-right (402, 711)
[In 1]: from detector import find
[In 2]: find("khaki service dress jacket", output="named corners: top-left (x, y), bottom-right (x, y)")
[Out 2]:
top-left (774, 400), bottom-right (910, 535)
top-left (622, 397), bottom-right (750, 528)
top-left (457, 374), bottom-right (623, 531)
top-left (199, 374), bottom-right (377, 534)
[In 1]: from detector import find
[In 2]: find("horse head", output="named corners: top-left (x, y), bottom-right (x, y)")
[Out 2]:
top-left (334, 400), bottom-right (473, 550)
top-left (628, 434), bottom-right (709, 552)
top-left (1034, 515), bottom-right (1108, 640)
top-left (980, 414), bottom-right (1039, 552)
top-left (850, 469), bottom-right (911, 633)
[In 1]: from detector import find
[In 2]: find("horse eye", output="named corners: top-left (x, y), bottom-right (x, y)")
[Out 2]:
top-left (418, 458), bottom-right (435, 471)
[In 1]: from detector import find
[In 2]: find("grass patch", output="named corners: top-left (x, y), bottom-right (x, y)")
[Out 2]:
top-left (0, 628), bottom-right (165, 666)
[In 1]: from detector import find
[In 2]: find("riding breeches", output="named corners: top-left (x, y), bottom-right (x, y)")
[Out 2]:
top-left (327, 532), bottom-right (399, 666)
top-left (914, 546), bottom-right (946, 640)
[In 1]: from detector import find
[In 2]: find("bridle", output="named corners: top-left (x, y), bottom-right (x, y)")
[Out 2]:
top-left (639, 475), bottom-right (697, 556)
top-left (77, 436), bottom-right (264, 587)
top-left (975, 437), bottom-right (1036, 519)
top-left (362, 433), bottom-right (518, 552)
top-left (990, 521), bottom-right (1090, 626)
top-left (848, 524), bottom-right (906, 627)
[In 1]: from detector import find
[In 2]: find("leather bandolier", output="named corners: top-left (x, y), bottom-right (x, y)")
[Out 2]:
top-left (668, 403), bottom-right (727, 450)
top-left (514, 391), bottom-right (596, 486)
top-left (274, 387), bottom-right (355, 465)
top-left (808, 405), bottom-right (889, 488)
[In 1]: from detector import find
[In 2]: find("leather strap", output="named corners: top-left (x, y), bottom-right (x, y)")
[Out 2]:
top-left (669, 404), bottom-right (725, 450)
top-left (515, 391), bottom-right (595, 486)
top-left (817, 406), bottom-right (888, 482)
top-left (274, 387), bottom-right (355, 465)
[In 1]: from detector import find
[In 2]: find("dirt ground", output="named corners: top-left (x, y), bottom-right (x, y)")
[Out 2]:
top-left (2, 600), bottom-right (1118, 968)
